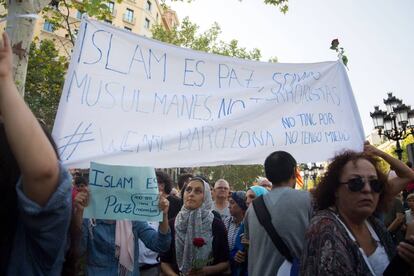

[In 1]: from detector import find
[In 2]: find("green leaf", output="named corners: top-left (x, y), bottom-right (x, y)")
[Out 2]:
top-left (342, 55), bottom-right (348, 67)
top-left (25, 40), bottom-right (68, 129)
top-left (152, 17), bottom-right (263, 61)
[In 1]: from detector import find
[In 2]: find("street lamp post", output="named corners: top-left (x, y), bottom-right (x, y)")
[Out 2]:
top-left (302, 163), bottom-right (324, 189)
top-left (370, 93), bottom-right (414, 160)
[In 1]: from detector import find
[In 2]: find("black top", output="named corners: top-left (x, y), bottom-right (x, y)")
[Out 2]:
top-left (160, 217), bottom-right (229, 275)
top-left (167, 195), bottom-right (183, 220)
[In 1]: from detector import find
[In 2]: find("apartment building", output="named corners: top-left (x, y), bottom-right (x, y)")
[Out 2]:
top-left (1, 0), bottom-right (179, 56)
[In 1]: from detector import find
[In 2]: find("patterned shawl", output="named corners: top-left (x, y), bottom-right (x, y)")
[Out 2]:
top-left (300, 209), bottom-right (396, 276)
top-left (174, 178), bottom-right (214, 274)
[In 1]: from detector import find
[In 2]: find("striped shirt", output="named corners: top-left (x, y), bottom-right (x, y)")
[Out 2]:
top-left (223, 216), bottom-right (242, 251)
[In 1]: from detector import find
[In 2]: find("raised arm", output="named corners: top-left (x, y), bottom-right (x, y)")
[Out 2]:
top-left (137, 195), bottom-right (171, 252)
top-left (364, 142), bottom-right (414, 197)
top-left (0, 32), bottom-right (59, 206)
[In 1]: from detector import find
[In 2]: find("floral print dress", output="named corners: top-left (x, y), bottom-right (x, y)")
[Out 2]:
top-left (300, 209), bottom-right (396, 276)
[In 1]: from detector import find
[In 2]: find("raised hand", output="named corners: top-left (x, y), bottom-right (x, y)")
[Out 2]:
top-left (234, 250), bottom-right (246, 263)
top-left (0, 32), bottom-right (13, 80)
top-left (363, 141), bottom-right (383, 157)
top-left (158, 194), bottom-right (170, 215)
top-left (74, 187), bottom-right (90, 213)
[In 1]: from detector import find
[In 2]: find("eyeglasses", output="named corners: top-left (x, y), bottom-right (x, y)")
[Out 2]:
top-left (340, 176), bottom-right (383, 193)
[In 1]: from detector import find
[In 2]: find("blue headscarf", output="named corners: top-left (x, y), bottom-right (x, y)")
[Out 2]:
top-left (231, 191), bottom-right (247, 211)
top-left (249, 185), bottom-right (269, 197)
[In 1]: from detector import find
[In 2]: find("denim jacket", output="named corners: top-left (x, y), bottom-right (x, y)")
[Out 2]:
top-left (81, 219), bottom-right (171, 275)
top-left (7, 163), bottom-right (72, 275)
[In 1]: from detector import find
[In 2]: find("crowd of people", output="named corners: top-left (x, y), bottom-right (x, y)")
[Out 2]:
top-left (1, 31), bottom-right (414, 276)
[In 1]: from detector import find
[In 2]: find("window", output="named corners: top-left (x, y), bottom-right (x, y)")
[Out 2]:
top-left (144, 18), bottom-right (150, 29)
top-left (124, 26), bottom-right (132, 31)
top-left (145, 1), bottom-right (152, 11)
top-left (43, 21), bottom-right (54, 32)
top-left (124, 8), bottom-right (134, 23)
top-left (107, 1), bottom-right (115, 13)
top-left (76, 10), bottom-right (83, 20)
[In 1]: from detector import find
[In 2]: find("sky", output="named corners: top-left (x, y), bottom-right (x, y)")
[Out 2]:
top-left (167, 0), bottom-right (414, 135)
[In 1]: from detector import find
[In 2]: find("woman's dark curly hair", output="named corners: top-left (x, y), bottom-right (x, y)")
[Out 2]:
top-left (314, 150), bottom-right (391, 213)
top-left (156, 170), bottom-right (173, 194)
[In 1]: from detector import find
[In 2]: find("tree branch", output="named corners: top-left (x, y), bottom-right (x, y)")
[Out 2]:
top-left (61, 0), bottom-right (75, 46)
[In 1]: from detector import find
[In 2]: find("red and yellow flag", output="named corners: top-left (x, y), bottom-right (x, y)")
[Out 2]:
top-left (295, 167), bottom-right (304, 189)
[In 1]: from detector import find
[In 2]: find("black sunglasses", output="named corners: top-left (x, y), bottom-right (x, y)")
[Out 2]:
top-left (340, 176), bottom-right (383, 193)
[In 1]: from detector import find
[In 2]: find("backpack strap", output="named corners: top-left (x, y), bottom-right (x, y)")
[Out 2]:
top-left (252, 195), bottom-right (293, 262)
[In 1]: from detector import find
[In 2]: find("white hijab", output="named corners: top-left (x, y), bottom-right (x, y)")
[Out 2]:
top-left (174, 178), bottom-right (215, 274)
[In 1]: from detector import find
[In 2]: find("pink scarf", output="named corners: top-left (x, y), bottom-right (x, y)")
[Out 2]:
top-left (115, 220), bottom-right (134, 275)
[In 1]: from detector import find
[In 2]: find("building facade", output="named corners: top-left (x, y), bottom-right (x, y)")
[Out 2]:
top-left (1, 0), bottom-right (179, 56)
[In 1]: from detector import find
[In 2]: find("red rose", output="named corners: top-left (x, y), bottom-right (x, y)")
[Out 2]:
top-left (330, 38), bottom-right (339, 50)
top-left (193, 237), bottom-right (206, 248)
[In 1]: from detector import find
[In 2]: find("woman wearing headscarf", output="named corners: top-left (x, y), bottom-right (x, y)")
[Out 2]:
top-left (300, 144), bottom-right (414, 275)
top-left (160, 177), bottom-right (229, 275)
top-left (225, 191), bottom-right (247, 276)
top-left (245, 186), bottom-right (269, 207)
top-left (231, 186), bottom-right (269, 276)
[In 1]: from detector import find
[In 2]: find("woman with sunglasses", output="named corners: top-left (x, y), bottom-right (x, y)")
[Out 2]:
top-left (300, 143), bottom-right (414, 275)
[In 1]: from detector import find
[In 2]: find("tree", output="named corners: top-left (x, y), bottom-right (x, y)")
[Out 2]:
top-left (25, 39), bottom-right (67, 130)
top-left (41, 0), bottom-right (123, 50)
top-left (1, 0), bottom-right (288, 95)
top-left (263, 0), bottom-right (289, 13)
top-left (1, 0), bottom-right (51, 95)
top-left (195, 165), bottom-right (265, 191)
top-left (0, 0), bottom-right (121, 95)
top-left (168, 0), bottom-right (289, 14)
top-left (268, 56), bottom-right (278, 63)
top-left (152, 17), bottom-right (262, 60)
top-left (375, 135), bottom-right (414, 175)
top-left (390, 135), bottom-right (414, 163)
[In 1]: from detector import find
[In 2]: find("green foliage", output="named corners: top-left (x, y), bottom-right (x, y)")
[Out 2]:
top-left (42, 0), bottom-right (123, 46)
top-left (263, 0), bottom-right (289, 13)
top-left (402, 136), bottom-right (414, 162)
top-left (194, 165), bottom-right (264, 191)
top-left (213, 39), bottom-right (262, 61)
top-left (0, 0), bottom-right (7, 18)
top-left (152, 17), bottom-right (262, 60)
top-left (268, 56), bottom-right (278, 63)
top-left (25, 39), bottom-right (67, 130)
top-left (390, 135), bottom-right (414, 162)
top-left (165, 0), bottom-right (289, 14)
top-left (376, 136), bottom-right (414, 174)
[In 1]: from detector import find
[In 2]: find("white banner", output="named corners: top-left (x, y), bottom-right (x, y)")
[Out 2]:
top-left (52, 17), bottom-right (365, 168)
